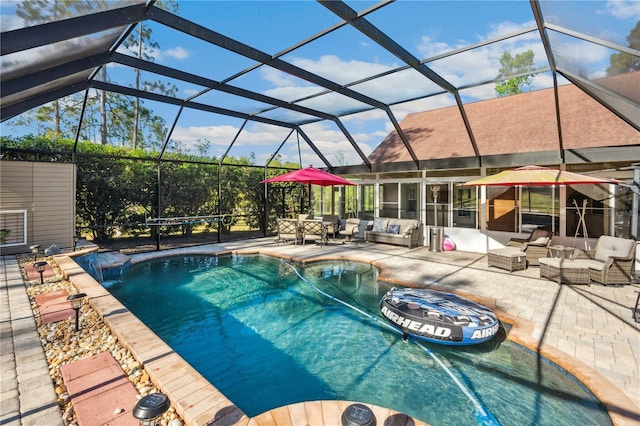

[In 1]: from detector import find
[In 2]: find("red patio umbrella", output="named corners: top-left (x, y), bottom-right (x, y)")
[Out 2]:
top-left (262, 167), bottom-right (355, 217)
top-left (261, 167), bottom-right (355, 186)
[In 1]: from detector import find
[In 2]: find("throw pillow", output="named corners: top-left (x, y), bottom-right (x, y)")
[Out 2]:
top-left (388, 224), bottom-right (400, 234)
top-left (372, 218), bottom-right (389, 232)
top-left (402, 224), bottom-right (417, 237)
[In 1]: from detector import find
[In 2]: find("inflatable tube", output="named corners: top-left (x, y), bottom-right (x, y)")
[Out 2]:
top-left (380, 288), bottom-right (499, 346)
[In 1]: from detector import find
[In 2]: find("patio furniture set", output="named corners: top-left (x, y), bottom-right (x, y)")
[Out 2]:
top-left (275, 214), bottom-right (339, 246)
top-left (488, 229), bottom-right (637, 286)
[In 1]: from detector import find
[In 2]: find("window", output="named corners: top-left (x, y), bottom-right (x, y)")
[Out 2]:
top-left (453, 186), bottom-right (476, 229)
top-left (401, 183), bottom-right (419, 219)
top-left (0, 210), bottom-right (27, 247)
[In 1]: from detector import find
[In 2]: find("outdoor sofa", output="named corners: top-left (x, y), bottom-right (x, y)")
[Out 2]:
top-left (364, 217), bottom-right (422, 248)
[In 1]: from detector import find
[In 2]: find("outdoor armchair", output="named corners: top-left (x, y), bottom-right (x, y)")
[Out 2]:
top-left (507, 226), bottom-right (552, 266)
top-left (339, 218), bottom-right (362, 243)
top-left (507, 226), bottom-right (552, 246)
top-left (572, 236), bottom-right (637, 285)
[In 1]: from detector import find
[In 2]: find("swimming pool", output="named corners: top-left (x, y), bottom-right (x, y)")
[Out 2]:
top-left (107, 255), bottom-right (610, 426)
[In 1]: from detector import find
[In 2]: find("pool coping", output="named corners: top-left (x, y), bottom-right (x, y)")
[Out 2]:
top-left (53, 244), bottom-right (639, 426)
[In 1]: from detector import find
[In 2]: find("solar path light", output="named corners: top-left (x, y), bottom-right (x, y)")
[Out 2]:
top-left (66, 293), bottom-right (87, 332)
top-left (34, 261), bottom-right (47, 285)
top-left (73, 235), bottom-right (80, 251)
top-left (341, 403), bottom-right (376, 426)
top-left (30, 244), bottom-right (40, 262)
top-left (133, 393), bottom-right (170, 426)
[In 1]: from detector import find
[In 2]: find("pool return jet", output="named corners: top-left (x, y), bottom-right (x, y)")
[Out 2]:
top-left (281, 259), bottom-right (501, 426)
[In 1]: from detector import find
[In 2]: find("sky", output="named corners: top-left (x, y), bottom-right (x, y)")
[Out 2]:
top-left (1, 0), bottom-right (638, 167)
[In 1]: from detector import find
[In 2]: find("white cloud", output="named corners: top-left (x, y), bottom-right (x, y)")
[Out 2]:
top-left (290, 54), bottom-right (400, 84)
top-left (118, 43), bottom-right (190, 63)
top-left (164, 47), bottom-right (190, 60)
top-left (600, 0), bottom-right (640, 19)
top-left (484, 20), bottom-right (538, 40)
top-left (0, 12), bottom-right (23, 31)
top-left (170, 122), bottom-right (296, 160)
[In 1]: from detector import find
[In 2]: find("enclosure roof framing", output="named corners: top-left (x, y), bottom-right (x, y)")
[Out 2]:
top-left (1, 0), bottom-right (637, 172)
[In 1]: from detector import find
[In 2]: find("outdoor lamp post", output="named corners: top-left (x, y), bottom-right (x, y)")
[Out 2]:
top-left (73, 235), bottom-right (80, 251)
top-left (34, 261), bottom-right (47, 285)
top-left (431, 184), bottom-right (441, 227)
top-left (133, 393), bottom-right (171, 426)
top-left (66, 293), bottom-right (87, 332)
top-left (30, 244), bottom-right (40, 262)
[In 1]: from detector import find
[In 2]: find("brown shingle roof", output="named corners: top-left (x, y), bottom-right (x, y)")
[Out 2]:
top-left (368, 82), bottom-right (639, 164)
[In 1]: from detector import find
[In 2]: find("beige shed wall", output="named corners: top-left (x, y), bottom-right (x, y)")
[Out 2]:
top-left (0, 161), bottom-right (76, 255)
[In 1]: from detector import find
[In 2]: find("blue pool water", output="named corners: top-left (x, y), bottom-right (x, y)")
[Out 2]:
top-left (107, 255), bottom-right (610, 426)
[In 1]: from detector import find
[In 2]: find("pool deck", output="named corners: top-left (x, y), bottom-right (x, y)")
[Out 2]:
top-left (2, 238), bottom-right (639, 425)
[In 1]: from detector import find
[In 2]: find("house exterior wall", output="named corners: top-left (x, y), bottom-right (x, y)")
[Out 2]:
top-left (0, 161), bottom-right (76, 255)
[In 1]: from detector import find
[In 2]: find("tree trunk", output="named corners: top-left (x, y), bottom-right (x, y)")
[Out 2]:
top-left (133, 23), bottom-right (142, 149)
top-left (100, 68), bottom-right (107, 145)
top-left (54, 100), bottom-right (61, 136)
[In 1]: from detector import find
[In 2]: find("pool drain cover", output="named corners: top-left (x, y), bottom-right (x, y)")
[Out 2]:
top-left (341, 403), bottom-right (376, 426)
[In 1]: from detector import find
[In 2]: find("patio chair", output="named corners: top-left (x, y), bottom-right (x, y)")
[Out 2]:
top-left (507, 226), bottom-right (551, 266)
top-left (301, 219), bottom-right (327, 245)
top-left (298, 213), bottom-right (312, 223)
top-left (275, 218), bottom-right (300, 245)
top-left (322, 214), bottom-right (339, 240)
top-left (572, 236), bottom-right (637, 285)
top-left (339, 218), bottom-right (362, 243)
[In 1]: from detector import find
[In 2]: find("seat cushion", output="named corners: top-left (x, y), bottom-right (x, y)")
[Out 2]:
top-left (489, 247), bottom-right (525, 258)
top-left (572, 259), bottom-right (605, 271)
top-left (539, 258), bottom-right (589, 270)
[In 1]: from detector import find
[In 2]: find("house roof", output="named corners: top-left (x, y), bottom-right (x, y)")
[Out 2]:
top-left (368, 81), bottom-right (640, 165)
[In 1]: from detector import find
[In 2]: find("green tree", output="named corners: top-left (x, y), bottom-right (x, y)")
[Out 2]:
top-left (607, 21), bottom-right (640, 75)
top-left (75, 144), bottom-right (151, 241)
top-left (159, 162), bottom-right (215, 236)
top-left (495, 50), bottom-right (535, 96)
top-left (0, 135), bottom-right (306, 240)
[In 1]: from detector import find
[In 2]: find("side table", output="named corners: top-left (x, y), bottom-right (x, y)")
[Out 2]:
top-left (547, 245), bottom-right (575, 259)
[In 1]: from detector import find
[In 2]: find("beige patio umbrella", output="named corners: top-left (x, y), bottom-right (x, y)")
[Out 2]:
top-left (464, 165), bottom-right (621, 247)
top-left (463, 165), bottom-right (620, 187)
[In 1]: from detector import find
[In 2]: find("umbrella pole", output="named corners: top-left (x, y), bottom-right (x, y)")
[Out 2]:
top-left (552, 186), bottom-right (555, 235)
